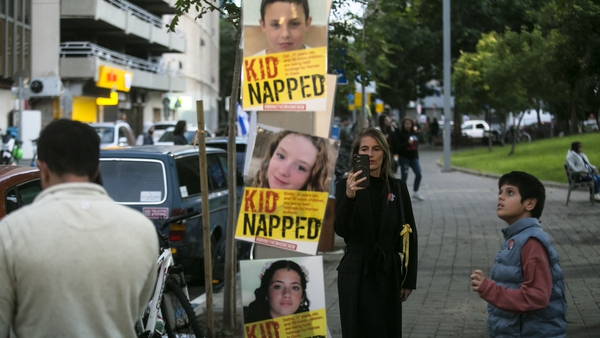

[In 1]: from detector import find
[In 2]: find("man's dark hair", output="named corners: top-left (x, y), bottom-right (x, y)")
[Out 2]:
top-left (571, 141), bottom-right (581, 152)
top-left (37, 119), bottom-right (100, 180)
top-left (498, 171), bottom-right (545, 219)
top-left (260, 0), bottom-right (310, 21)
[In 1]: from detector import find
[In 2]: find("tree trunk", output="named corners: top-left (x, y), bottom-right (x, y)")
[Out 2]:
top-left (569, 102), bottom-right (578, 134)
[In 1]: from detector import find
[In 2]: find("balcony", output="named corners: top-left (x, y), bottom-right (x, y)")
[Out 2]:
top-left (61, 0), bottom-right (185, 56)
top-left (60, 42), bottom-right (185, 92)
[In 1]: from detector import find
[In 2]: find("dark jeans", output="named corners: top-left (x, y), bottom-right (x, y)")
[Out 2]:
top-left (399, 157), bottom-right (422, 192)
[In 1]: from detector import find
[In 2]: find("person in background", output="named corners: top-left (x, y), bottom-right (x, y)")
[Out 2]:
top-left (397, 117), bottom-right (425, 201)
top-left (429, 117), bottom-right (440, 145)
top-left (566, 141), bottom-right (600, 201)
top-left (136, 121), bottom-right (155, 145)
top-left (173, 120), bottom-right (188, 145)
top-left (471, 171), bottom-right (567, 337)
top-left (0, 119), bottom-right (158, 337)
top-left (244, 260), bottom-right (311, 323)
top-left (335, 116), bottom-right (353, 180)
top-left (335, 128), bottom-right (418, 338)
top-left (378, 114), bottom-right (398, 174)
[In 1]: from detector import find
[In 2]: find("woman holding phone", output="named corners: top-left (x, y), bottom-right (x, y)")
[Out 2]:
top-left (334, 128), bottom-right (418, 338)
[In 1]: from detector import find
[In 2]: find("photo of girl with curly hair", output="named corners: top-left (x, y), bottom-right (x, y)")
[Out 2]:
top-left (248, 129), bottom-right (337, 192)
top-left (244, 260), bottom-right (311, 323)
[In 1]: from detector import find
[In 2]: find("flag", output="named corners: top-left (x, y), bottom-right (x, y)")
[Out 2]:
top-left (236, 103), bottom-right (249, 136)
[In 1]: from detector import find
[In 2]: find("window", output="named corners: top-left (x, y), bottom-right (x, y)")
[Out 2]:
top-left (100, 160), bottom-right (166, 203)
top-left (207, 154), bottom-right (226, 190)
top-left (4, 179), bottom-right (41, 214)
top-left (176, 155), bottom-right (203, 196)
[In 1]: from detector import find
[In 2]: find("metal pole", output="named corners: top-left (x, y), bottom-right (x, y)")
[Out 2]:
top-left (18, 77), bottom-right (23, 141)
top-left (358, 4), bottom-right (366, 131)
top-left (443, 0), bottom-right (452, 172)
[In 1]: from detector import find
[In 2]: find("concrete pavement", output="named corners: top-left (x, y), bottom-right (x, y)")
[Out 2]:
top-left (206, 147), bottom-right (600, 337)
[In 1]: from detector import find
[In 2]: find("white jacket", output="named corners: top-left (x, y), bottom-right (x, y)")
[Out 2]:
top-left (566, 149), bottom-right (596, 173)
top-left (0, 183), bottom-right (158, 337)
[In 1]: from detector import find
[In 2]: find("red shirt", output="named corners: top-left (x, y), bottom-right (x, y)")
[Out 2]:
top-left (477, 238), bottom-right (552, 313)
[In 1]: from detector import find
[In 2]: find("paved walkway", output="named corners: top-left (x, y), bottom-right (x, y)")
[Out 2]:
top-left (207, 147), bottom-right (600, 337)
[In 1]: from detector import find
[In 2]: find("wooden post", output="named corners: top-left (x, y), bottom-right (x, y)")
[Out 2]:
top-left (196, 100), bottom-right (214, 338)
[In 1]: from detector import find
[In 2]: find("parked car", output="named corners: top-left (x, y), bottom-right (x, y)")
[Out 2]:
top-left (156, 125), bottom-right (215, 145)
top-left (152, 121), bottom-right (177, 142)
top-left (461, 120), bottom-right (490, 139)
top-left (90, 121), bottom-right (136, 148)
top-left (205, 136), bottom-right (248, 179)
top-left (0, 165), bottom-right (41, 218)
top-left (99, 145), bottom-right (241, 287)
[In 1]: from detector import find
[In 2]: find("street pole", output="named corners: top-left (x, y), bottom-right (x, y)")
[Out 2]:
top-left (18, 77), bottom-right (23, 141)
top-left (442, 0), bottom-right (452, 172)
top-left (358, 3), bottom-right (366, 131)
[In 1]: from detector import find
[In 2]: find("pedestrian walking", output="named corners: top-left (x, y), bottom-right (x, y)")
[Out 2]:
top-left (334, 127), bottom-right (418, 338)
top-left (0, 119), bottom-right (158, 337)
top-left (470, 171), bottom-right (567, 337)
top-left (136, 121), bottom-right (155, 145)
top-left (397, 117), bottom-right (425, 201)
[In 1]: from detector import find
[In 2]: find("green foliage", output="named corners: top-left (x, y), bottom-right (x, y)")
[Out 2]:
top-left (449, 133), bottom-right (600, 183)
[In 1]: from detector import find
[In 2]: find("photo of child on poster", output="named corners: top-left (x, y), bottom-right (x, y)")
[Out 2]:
top-left (235, 126), bottom-right (339, 255)
top-left (240, 256), bottom-right (327, 338)
top-left (242, 0), bottom-right (329, 111)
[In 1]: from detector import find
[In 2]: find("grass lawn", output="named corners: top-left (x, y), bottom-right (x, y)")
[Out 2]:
top-left (446, 133), bottom-right (600, 183)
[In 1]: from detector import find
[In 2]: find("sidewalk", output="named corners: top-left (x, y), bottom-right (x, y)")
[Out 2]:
top-left (206, 147), bottom-right (600, 337)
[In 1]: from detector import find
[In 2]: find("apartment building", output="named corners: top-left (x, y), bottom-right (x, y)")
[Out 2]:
top-left (1, 0), bottom-right (220, 138)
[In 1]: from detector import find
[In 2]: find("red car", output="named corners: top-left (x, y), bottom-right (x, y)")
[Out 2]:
top-left (0, 165), bottom-right (42, 218)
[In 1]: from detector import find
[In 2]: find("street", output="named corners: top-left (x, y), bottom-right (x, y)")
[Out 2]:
top-left (195, 147), bottom-right (600, 337)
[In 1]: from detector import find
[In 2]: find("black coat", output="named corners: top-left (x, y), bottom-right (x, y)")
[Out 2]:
top-left (334, 177), bottom-right (418, 338)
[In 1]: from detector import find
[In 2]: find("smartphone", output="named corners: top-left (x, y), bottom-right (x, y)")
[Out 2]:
top-left (353, 154), bottom-right (370, 187)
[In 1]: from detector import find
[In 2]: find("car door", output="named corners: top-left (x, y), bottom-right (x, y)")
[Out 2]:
top-left (4, 179), bottom-right (42, 215)
top-left (474, 123), bottom-right (486, 138)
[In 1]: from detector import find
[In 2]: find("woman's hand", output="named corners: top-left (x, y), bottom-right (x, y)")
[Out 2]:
top-left (346, 171), bottom-right (367, 198)
top-left (400, 288), bottom-right (412, 302)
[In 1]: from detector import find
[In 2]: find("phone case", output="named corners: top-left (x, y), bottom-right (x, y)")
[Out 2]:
top-left (353, 154), bottom-right (370, 187)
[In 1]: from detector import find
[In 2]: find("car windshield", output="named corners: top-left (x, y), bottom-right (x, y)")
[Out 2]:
top-left (93, 127), bottom-right (115, 145)
top-left (100, 159), bottom-right (167, 203)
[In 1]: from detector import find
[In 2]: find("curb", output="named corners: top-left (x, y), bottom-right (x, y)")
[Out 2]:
top-left (435, 159), bottom-right (570, 190)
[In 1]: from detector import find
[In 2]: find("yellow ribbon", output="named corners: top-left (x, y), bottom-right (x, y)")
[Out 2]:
top-left (400, 223), bottom-right (412, 286)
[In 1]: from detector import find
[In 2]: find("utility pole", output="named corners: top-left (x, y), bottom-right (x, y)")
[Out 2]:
top-left (442, 0), bottom-right (452, 172)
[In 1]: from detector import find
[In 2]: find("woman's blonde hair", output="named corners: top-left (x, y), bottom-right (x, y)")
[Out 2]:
top-left (349, 127), bottom-right (394, 192)
top-left (251, 130), bottom-right (330, 191)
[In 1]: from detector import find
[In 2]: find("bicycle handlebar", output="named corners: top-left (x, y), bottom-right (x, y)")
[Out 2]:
top-left (157, 210), bottom-right (200, 231)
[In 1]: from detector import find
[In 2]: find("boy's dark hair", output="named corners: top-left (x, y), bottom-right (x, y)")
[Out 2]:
top-left (498, 171), bottom-right (545, 219)
top-left (571, 141), bottom-right (581, 152)
top-left (37, 119), bottom-right (100, 180)
top-left (260, 0), bottom-right (310, 21)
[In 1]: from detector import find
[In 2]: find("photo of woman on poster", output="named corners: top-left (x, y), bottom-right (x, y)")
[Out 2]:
top-left (245, 260), bottom-right (311, 323)
top-left (248, 129), bottom-right (336, 192)
top-left (244, 0), bottom-right (328, 57)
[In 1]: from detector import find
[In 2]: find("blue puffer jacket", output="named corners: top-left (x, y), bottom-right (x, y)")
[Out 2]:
top-left (487, 218), bottom-right (567, 338)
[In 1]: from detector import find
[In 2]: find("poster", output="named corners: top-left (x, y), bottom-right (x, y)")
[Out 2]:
top-left (242, 0), bottom-right (329, 111)
top-left (235, 126), bottom-right (339, 255)
top-left (240, 256), bottom-right (327, 338)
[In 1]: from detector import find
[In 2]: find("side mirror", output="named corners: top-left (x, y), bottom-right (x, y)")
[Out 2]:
top-left (118, 137), bottom-right (128, 146)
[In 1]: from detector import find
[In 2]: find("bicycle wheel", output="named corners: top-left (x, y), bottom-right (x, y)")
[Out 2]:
top-left (161, 278), bottom-right (204, 338)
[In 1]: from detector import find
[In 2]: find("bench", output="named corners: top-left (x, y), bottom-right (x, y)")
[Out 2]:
top-left (564, 163), bottom-right (595, 206)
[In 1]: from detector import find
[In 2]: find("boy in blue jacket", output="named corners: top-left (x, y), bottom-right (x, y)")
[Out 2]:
top-left (470, 171), bottom-right (567, 337)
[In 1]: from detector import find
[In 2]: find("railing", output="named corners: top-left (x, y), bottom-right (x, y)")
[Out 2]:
top-left (103, 0), bottom-right (185, 38)
top-left (59, 41), bottom-right (182, 76)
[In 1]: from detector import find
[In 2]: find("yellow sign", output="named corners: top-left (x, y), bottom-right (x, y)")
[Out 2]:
top-left (376, 99), bottom-right (384, 113)
top-left (242, 47), bottom-right (327, 111)
top-left (96, 92), bottom-right (118, 106)
top-left (354, 92), bottom-right (371, 107)
top-left (96, 66), bottom-right (133, 92)
top-left (235, 187), bottom-right (328, 254)
top-left (244, 309), bottom-right (328, 338)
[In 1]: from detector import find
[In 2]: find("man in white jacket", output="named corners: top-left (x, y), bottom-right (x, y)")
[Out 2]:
top-left (566, 141), bottom-right (600, 201)
top-left (0, 119), bottom-right (158, 337)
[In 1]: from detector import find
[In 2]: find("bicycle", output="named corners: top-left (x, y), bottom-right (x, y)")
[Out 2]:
top-left (136, 210), bottom-right (204, 338)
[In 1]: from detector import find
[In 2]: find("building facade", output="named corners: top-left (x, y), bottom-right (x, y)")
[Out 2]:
top-left (0, 0), bottom-right (219, 142)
